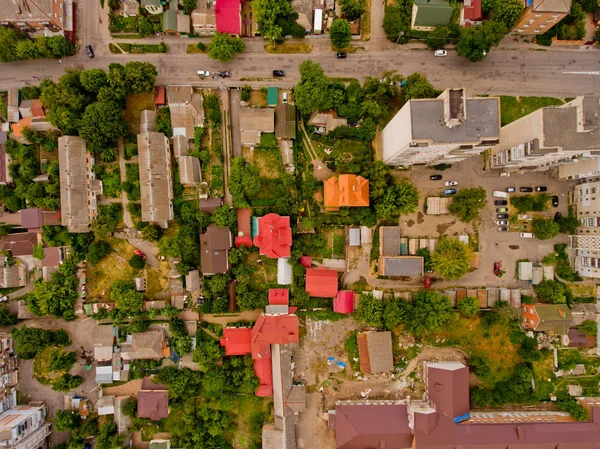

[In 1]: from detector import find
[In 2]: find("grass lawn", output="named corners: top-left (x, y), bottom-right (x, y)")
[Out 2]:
top-left (263, 257), bottom-right (278, 284)
top-left (264, 43), bottom-right (312, 54)
top-left (253, 148), bottom-right (282, 179)
top-left (33, 346), bottom-right (69, 385)
top-left (499, 96), bottom-right (564, 126)
top-left (249, 91), bottom-right (267, 107)
top-left (186, 43), bottom-right (208, 54)
top-left (230, 396), bottom-right (271, 449)
top-left (95, 163), bottom-right (121, 198)
top-left (361, 0), bottom-right (371, 40)
top-left (124, 93), bottom-right (155, 134)
top-left (246, 252), bottom-right (267, 291)
top-left (119, 43), bottom-right (167, 54)
top-left (312, 138), bottom-right (368, 173)
top-left (146, 263), bottom-right (170, 299)
top-left (87, 238), bottom-right (138, 299)
top-left (332, 232), bottom-right (345, 259)
top-left (253, 178), bottom-right (287, 205)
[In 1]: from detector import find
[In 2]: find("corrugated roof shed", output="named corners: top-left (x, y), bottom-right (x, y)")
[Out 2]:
top-left (379, 256), bottom-right (424, 277)
top-left (380, 227), bottom-right (401, 256)
top-left (305, 268), bottom-right (338, 298)
top-left (277, 257), bottom-right (292, 285)
top-left (518, 261), bottom-right (533, 280)
top-left (532, 266), bottom-right (544, 285)
top-left (487, 288), bottom-right (499, 307)
top-left (267, 87), bottom-right (278, 107)
top-left (179, 156), bottom-right (201, 185)
top-left (357, 331), bottom-right (393, 374)
top-left (426, 196), bottom-right (451, 215)
top-left (348, 227), bottom-right (360, 247)
top-left (275, 103), bottom-right (296, 139)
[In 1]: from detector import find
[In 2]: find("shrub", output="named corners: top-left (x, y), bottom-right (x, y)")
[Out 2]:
top-left (128, 254), bottom-right (146, 270)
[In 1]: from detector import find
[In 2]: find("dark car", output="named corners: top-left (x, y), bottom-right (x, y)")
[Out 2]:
top-left (217, 71), bottom-right (231, 78)
top-left (554, 212), bottom-right (563, 221)
top-left (430, 174), bottom-right (442, 181)
top-left (535, 186), bottom-right (548, 192)
top-left (336, 52), bottom-right (347, 59)
top-left (552, 195), bottom-right (559, 207)
top-left (494, 200), bottom-right (508, 206)
top-left (497, 213), bottom-right (508, 219)
top-left (272, 70), bottom-right (286, 77)
top-left (86, 45), bottom-right (94, 58)
top-left (520, 187), bottom-right (533, 193)
top-left (494, 262), bottom-right (501, 275)
top-left (444, 189), bottom-right (457, 195)
top-left (498, 226), bottom-right (508, 232)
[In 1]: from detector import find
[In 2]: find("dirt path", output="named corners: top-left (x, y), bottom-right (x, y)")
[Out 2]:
top-left (117, 137), bottom-right (134, 228)
top-left (201, 310), bottom-right (262, 325)
top-left (299, 121), bottom-right (335, 181)
top-left (402, 346), bottom-right (469, 378)
top-left (103, 379), bottom-right (143, 398)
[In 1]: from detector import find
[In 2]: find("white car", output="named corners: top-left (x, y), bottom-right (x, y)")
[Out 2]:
top-left (495, 220), bottom-right (508, 226)
top-left (0, 296), bottom-right (8, 302)
top-left (434, 50), bottom-right (447, 57)
top-left (444, 181), bottom-right (458, 187)
top-left (197, 70), bottom-right (211, 77)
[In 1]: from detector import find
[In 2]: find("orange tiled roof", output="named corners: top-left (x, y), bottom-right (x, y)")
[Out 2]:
top-left (324, 174), bottom-right (369, 209)
top-left (11, 118), bottom-right (33, 137)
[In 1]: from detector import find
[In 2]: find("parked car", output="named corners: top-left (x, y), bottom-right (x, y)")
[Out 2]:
top-left (495, 220), bottom-right (508, 226)
top-left (552, 195), bottom-right (559, 207)
top-left (494, 262), bottom-right (501, 275)
top-left (444, 189), bottom-right (457, 195)
top-left (506, 187), bottom-right (516, 193)
top-left (0, 296), bottom-right (7, 302)
top-left (496, 207), bottom-right (508, 213)
top-left (197, 70), bottom-right (210, 77)
top-left (444, 181), bottom-right (458, 187)
top-left (86, 45), bottom-right (94, 58)
top-left (272, 70), bottom-right (286, 77)
top-left (424, 276), bottom-right (431, 289)
top-left (217, 71), bottom-right (231, 77)
top-left (430, 174), bottom-right (443, 181)
top-left (282, 92), bottom-right (288, 103)
top-left (336, 52), bottom-right (347, 59)
top-left (520, 232), bottom-right (535, 238)
top-left (434, 49), bottom-right (447, 57)
top-left (554, 212), bottom-right (563, 221)
top-left (535, 186), bottom-right (548, 192)
top-left (494, 200), bottom-right (508, 206)
top-left (520, 187), bottom-right (533, 192)
top-left (498, 226), bottom-right (508, 232)
top-left (493, 191), bottom-right (509, 198)
top-left (497, 214), bottom-right (508, 219)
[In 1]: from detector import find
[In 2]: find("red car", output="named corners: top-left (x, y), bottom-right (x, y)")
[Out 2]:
top-left (424, 276), bottom-right (431, 289)
top-left (493, 262), bottom-right (501, 276)
top-left (134, 250), bottom-right (146, 259)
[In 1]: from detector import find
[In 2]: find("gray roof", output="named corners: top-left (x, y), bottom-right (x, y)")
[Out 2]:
top-left (137, 132), bottom-right (174, 225)
top-left (542, 96), bottom-right (600, 152)
top-left (172, 135), bottom-right (190, 157)
top-left (533, 0), bottom-right (572, 12)
top-left (358, 331), bottom-right (394, 374)
top-left (275, 103), bottom-right (297, 140)
top-left (163, 8), bottom-right (178, 32)
top-left (200, 224), bottom-right (232, 275)
top-left (380, 227), bottom-right (401, 256)
top-left (141, 110), bottom-right (156, 133)
top-left (0, 0), bottom-right (54, 23)
top-left (410, 90), bottom-right (500, 144)
top-left (381, 256), bottom-right (424, 277)
top-left (179, 156), bottom-right (201, 185)
top-left (185, 270), bottom-right (201, 291)
top-left (348, 228), bottom-right (361, 247)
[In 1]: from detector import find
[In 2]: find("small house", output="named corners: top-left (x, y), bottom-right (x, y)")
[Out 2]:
top-left (305, 268), bottom-right (338, 298)
top-left (522, 304), bottom-right (573, 335)
top-left (357, 331), bottom-right (393, 373)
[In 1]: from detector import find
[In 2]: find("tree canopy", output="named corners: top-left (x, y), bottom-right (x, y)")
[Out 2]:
top-left (535, 279), bottom-right (568, 304)
top-left (403, 290), bottom-right (454, 337)
top-left (448, 187), bottom-right (487, 222)
top-left (208, 32), bottom-right (246, 62)
top-left (357, 294), bottom-right (384, 327)
top-left (431, 238), bottom-right (472, 279)
top-left (330, 19), bottom-right (352, 50)
top-left (458, 297), bottom-right (479, 318)
top-left (26, 260), bottom-right (79, 320)
top-left (456, 21), bottom-right (507, 62)
top-left (11, 326), bottom-right (70, 359)
top-left (252, 0), bottom-right (297, 41)
top-left (532, 218), bottom-right (560, 240)
top-left (110, 280), bottom-right (144, 313)
top-left (403, 73), bottom-right (436, 101)
top-left (295, 60), bottom-right (332, 116)
top-left (373, 179), bottom-right (418, 221)
top-left (491, 0), bottom-right (524, 29)
top-left (79, 100), bottom-right (129, 152)
top-left (339, 0), bottom-right (365, 20)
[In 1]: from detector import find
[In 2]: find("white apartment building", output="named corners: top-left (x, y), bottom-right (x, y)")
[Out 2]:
top-left (381, 88), bottom-right (500, 166)
top-left (0, 404), bottom-right (51, 449)
top-left (569, 179), bottom-right (600, 278)
top-left (0, 334), bottom-right (17, 415)
top-left (492, 96), bottom-right (600, 172)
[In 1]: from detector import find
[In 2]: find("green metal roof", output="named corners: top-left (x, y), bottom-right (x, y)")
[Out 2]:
top-left (163, 9), bottom-right (177, 31)
top-left (413, 0), bottom-right (453, 27)
top-left (267, 87), bottom-right (279, 107)
top-left (141, 0), bottom-right (160, 6)
top-left (534, 304), bottom-right (572, 334)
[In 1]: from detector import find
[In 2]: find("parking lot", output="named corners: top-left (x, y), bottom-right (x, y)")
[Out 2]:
top-left (397, 156), bottom-right (574, 287)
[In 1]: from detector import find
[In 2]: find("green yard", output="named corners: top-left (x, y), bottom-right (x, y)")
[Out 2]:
top-left (124, 93), bottom-right (155, 134)
top-left (94, 164), bottom-right (121, 198)
top-left (500, 96), bottom-right (564, 126)
top-left (311, 138), bottom-right (369, 173)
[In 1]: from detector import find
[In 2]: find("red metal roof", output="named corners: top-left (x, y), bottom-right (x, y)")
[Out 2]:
top-left (253, 213), bottom-right (292, 258)
top-left (251, 315), bottom-right (299, 349)
top-left (215, 0), bottom-right (241, 35)
top-left (269, 288), bottom-right (289, 305)
top-left (30, 99), bottom-right (44, 118)
top-left (254, 358), bottom-right (273, 397)
top-left (306, 268), bottom-right (338, 298)
top-left (334, 290), bottom-right (354, 314)
top-left (299, 256), bottom-right (312, 268)
top-left (219, 327), bottom-right (252, 355)
top-left (237, 208), bottom-right (251, 236)
top-left (463, 0), bottom-right (482, 21)
top-left (235, 235), bottom-right (252, 248)
top-left (154, 86), bottom-right (166, 106)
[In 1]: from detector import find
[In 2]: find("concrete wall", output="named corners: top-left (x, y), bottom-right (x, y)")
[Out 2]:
top-left (382, 103), bottom-right (413, 165)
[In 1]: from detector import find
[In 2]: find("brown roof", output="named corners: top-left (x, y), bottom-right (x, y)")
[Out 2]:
top-left (122, 331), bottom-right (165, 359)
top-left (172, 135), bottom-right (190, 157)
top-left (185, 269), bottom-right (201, 292)
top-left (308, 110), bottom-right (347, 132)
top-left (141, 376), bottom-right (169, 391)
top-left (140, 110), bottom-right (156, 133)
top-left (275, 103), bottom-right (296, 139)
top-left (568, 328), bottom-right (595, 347)
top-left (199, 198), bottom-right (223, 214)
top-left (357, 331), bottom-right (393, 374)
top-left (20, 208), bottom-right (43, 229)
top-left (177, 13), bottom-right (190, 33)
top-left (1, 232), bottom-right (38, 256)
top-left (58, 136), bottom-right (95, 233)
top-left (240, 107), bottom-right (275, 146)
top-left (92, 325), bottom-right (115, 347)
top-left (200, 224), bottom-right (232, 275)
top-left (1, 265), bottom-right (26, 288)
top-left (178, 156), bottom-right (201, 185)
top-left (426, 362), bottom-right (470, 418)
top-left (41, 247), bottom-right (61, 267)
top-left (137, 391), bottom-right (169, 421)
top-left (166, 87), bottom-right (204, 138)
top-left (336, 403), bottom-right (413, 449)
top-left (237, 208), bottom-right (251, 236)
top-left (138, 132), bottom-right (174, 225)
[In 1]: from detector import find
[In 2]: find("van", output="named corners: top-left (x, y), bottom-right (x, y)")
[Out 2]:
top-left (520, 232), bottom-right (535, 239)
top-left (492, 191), bottom-right (509, 198)
top-left (282, 92), bottom-right (288, 104)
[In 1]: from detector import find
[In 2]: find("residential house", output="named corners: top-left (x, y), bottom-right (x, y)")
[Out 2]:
top-left (0, 333), bottom-right (18, 414)
top-left (11, 117), bottom-right (59, 145)
top-left (460, 0), bottom-right (483, 25)
top-left (411, 0), bottom-right (453, 30)
top-left (0, 257), bottom-right (27, 289)
top-left (96, 395), bottom-right (115, 415)
top-left (382, 88), bottom-right (500, 166)
top-left (138, 131), bottom-right (174, 228)
top-left (0, 0), bottom-right (74, 35)
top-left (567, 328), bottom-right (595, 348)
top-left (185, 270), bottom-right (201, 296)
top-left (522, 303), bottom-right (573, 335)
top-left (18, 99), bottom-right (44, 119)
top-left (192, 0), bottom-right (217, 35)
top-left (305, 268), bottom-right (338, 298)
top-left (323, 174), bottom-right (369, 210)
top-left (200, 224), bottom-right (232, 275)
top-left (6, 89), bottom-right (19, 123)
top-left (166, 86), bottom-right (204, 139)
top-left (172, 135), bottom-right (189, 157)
top-left (357, 331), bottom-right (393, 374)
top-left (492, 96), bottom-right (600, 171)
top-left (235, 208), bottom-right (252, 247)
top-left (93, 326), bottom-right (115, 384)
top-left (120, 331), bottom-right (170, 360)
top-left (141, 110), bottom-right (156, 133)
top-left (163, 0), bottom-right (189, 34)
top-left (0, 232), bottom-right (38, 257)
top-left (0, 403), bottom-right (52, 449)
top-left (58, 136), bottom-right (102, 233)
top-left (214, 0), bottom-right (241, 35)
top-left (378, 227), bottom-right (424, 276)
top-left (253, 213), bottom-right (292, 258)
top-left (275, 103), bottom-right (297, 140)
top-left (308, 111), bottom-right (347, 135)
top-left (178, 156), bottom-right (201, 185)
top-left (40, 247), bottom-right (62, 281)
top-left (334, 291), bottom-right (354, 314)
top-left (240, 107), bottom-right (275, 147)
top-left (19, 208), bottom-right (60, 231)
top-left (199, 198), bottom-right (223, 214)
top-left (512, 0), bottom-right (571, 35)
top-left (141, 0), bottom-right (163, 14)
top-left (138, 378), bottom-right (169, 421)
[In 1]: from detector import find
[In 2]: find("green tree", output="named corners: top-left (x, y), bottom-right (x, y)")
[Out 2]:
top-left (212, 206), bottom-right (236, 228)
top-left (448, 187), bottom-right (487, 222)
top-left (0, 305), bottom-right (17, 326)
top-left (339, 0), bottom-right (365, 20)
top-left (208, 32), bottom-right (245, 62)
top-left (27, 260), bottom-right (79, 319)
top-left (532, 218), bottom-right (560, 240)
top-left (48, 348), bottom-right (77, 372)
top-left (557, 398), bottom-right (589, 420)
top-left (169, 317), bottom-right (193, 355)
top-left (128, 254), bottom-right (146, 270)
top-left (579, 320), bottom-right (597, 336)
top-left (110, 280), bottom-right (143, 312)
top-left (431, 238), bottom-right (472, 279)
top-left (330, 19), bottom-right (351, 50)
top-left (518, 335), bottom-right (542, 362)
top-left (403, 73), bottom-right (436, 101)
top-left (79, 100), bottom-right (128, 152)
top-left (11, 326), bottom-right (67, 359)
top-left (357, 294), bottom-right (383, 327)
top-left (96, 422), bottom-right (124, 449)
top-left (182, 0), bottom-right (197, 13)
top-left (32, 244), bottom-right (44, 260)
top-left (491, 0), bottom-right (524, 29)
top-left (458, 297), bottom-right (479, 318)
top-left (193, 340), bottom-right (224, 372)
top-left (87, 240), bottom-right (112, 265)
top-left (15, 39), bottom-right (42, 59)
top-left (122, 398), bottom-right (138, 418)
top-left (383, 299), bottom-right (408, 330)
top-left (80, 68), bottom-right (108, 94)
top-left (456, 21), bottom-right (507, 62)
top-left (575, 0), bottom-right (598, 13)
top-left (141, 223), bottom-right (163, 242)
top-left (373, 180), bottom-right (418, 220)
top-left (155, 367), bottom-right (203, 401)
top-left (51, 374), bottom-right (84, 392)
top-left (294, 60), bottom-right (332, 117)
top-left (382, 6), bottom-right (405, 42)
top-left (535, 279), bottom-right (567, 304)
top-left (229, 157), bottom-right (261, 207)
top-left (54, 410), bottom-right (81, 431)
top-left (404, 290), bottom-right (453, 337)
top-left (0, 26), bottom-right (27, 62)
top-left (252, 0), bottom-right (296, 41)
top-left (426, 26), bottom-right (450, 50)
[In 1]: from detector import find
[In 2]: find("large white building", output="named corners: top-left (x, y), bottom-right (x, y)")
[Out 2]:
top-left (0, 404), bottom-right (51, 449)
top-left (381, 88), bottom-right (500, 166)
